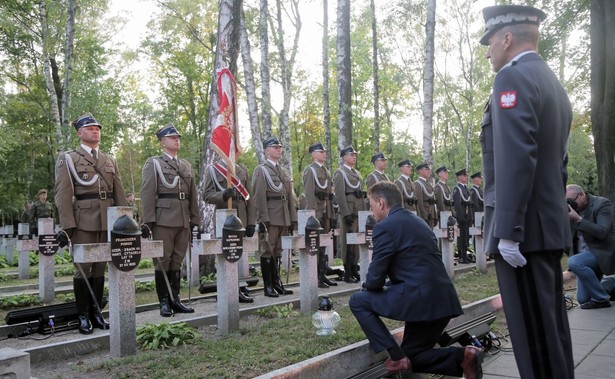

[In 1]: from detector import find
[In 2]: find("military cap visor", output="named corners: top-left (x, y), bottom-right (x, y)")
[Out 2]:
top-left (371, 153), bottom-right (387, 164)
top-left (263, 137), bottom-right (282, 149)
top-left (471, 172), bottom-right (482, 179)
top-left (398, 159), bottom-right (413, 168)
top-left (156, 124), bottom-right (182, 140)
top-left (308, 142), bottom-right (327, 153)
top-left (435, 166), bottom-right (448, 174)
top-left (37, 189), bottom-right (47, 196)
top-left (73, 113), bottom-right (101, 130)
top-left (480, 5), bottom-right (547, 45)
top-left (340, 146), bottom-right (358, 157)
top-left (415, 163), bottom-right (430, 171)
top-left (455, 169), bottom-right (468, 177)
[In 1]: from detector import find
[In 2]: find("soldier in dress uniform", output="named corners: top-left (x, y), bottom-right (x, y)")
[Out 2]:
top-left (434, 166), bottom-right (455, 224)
top-left (55, 112), bottom-right (127, 334)
top-left (141, 124), bottom-right (200, 317)
top-left (302, 141), bottom-right (337, 289)
top-left (30, 189), bottom-right (54, 236)
top-left (394, 160), bottom-right (416, 212)
top-left (413, 163), bottom-right (437, 227)
top-left (470, 172), bottom-right (484, 212)
top-left (365, 152), bottom-right (390, 190)
top-left (126, 192), bottom-right (140, 223)
top-left (333, 146), bottom-right (364, 283)
top-left (453, 169), bottom-right (472, 263)
top-left (252, 137), bottom-right (297, 297)
top-left (203, 154), bottom-right (256, 303)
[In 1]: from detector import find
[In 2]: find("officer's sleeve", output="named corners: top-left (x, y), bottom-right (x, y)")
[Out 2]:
top-left (54, 152), bottom-right (76, 229)
top-left (333, 169), bottom-right (351, 217)
top-left (140, 158), bottom-right (157, 224)
top-left (302, 167), bottom-right (317, 210)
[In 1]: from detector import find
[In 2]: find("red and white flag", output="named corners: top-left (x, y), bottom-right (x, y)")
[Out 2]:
top-left (211, 67), bottom-right (241, 174)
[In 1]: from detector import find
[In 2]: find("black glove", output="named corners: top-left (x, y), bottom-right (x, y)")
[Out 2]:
top-left (141, 223), bottom-right (154, 239)
top-left (344, 214), bottom-right (355, 226)
top-left (222, 188), bottom-right (236, 201)
top-left (258, 222), bottom-right (269, 233)
top-left (330, 218), bottom-right (338, 229)
top-left (56, 228), bottom-right (74, 248)
top-left (245, 224), bottom-right (256, 238)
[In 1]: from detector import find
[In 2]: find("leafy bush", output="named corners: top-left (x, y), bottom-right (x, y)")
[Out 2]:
top-left (56, 293), bottom-right (75, 302)
top-left (136, 322), bottom-right (201, 350)
top-left (135, 280), bottom-right (155, 293)
top-left (0, 273), bottom-right (8, 282)
top-left (29, 252), bottom-right (39, 266)
top-left (255, 304), bottom-right (298, 319)
top-left (0, 294), bottom-right (42, 309)
top-left (200, 273), bottom-right (216, 284)
top-left (55, 266), bottom-right (75, 277)
top-left (138, 259), bottom-right (154, 269)
top-left (54, 252), bottom-right (73, 265)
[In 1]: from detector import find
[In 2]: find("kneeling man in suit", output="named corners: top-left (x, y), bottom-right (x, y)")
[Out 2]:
top-left (349, 181), bottom-right (483, 378)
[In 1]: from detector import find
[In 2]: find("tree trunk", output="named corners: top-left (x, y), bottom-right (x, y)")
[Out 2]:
top-left (336, 0), bottom-right (352, 154)
top-left (370, 0), bottom-right (380, 152)
top-left (322, 0), bottom-right (332, 168)
top-left (421, 0), bottom-right (436, 165)
top-left (590, 0), bottom-right (615, 199)
top-left (239, 7), bottom-right (264, 164)
top-left (259, 0), bottom-right (273, 137)
top-left (61, 0), bottom-right (76, 131)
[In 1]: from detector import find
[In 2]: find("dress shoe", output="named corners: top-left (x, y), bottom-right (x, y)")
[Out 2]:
top-left (78, 314), bottom-right (93, 335)
top-left (264, 284), bottom-right (279, 298)
top-left (581, 300), bottom-right (611, 309)
top-left (238, 291), bottom-right (254, 303)
top-left (384, 356), bottom-right (411, 375)
top-left (318, 280), bottom-right (329, 289)
top-left (460, 346), bottom-right (483, 379)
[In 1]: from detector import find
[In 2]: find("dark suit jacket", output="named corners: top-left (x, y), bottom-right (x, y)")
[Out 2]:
top-left (364, 206), bottom-right (462, 322)
top-left (571, 194), bottom-right (615, 275)
top-left (481, 52), bottom-right (572, 254)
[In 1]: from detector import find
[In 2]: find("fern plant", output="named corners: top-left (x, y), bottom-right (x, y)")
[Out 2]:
top-left (136, 322), bottom-right (201, 350)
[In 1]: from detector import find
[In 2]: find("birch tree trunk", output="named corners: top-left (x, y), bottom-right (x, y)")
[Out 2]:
top-left (239, 7), bottom-right (264, 164)
top-left (259, 0), bottom-right (273, 137)
top-left (38, 1), bottom-right (63, 150)
top-left (591, 0), bottom-right (615, 199)
top-left (370, 0), bottom-right (380, 152)
top-left (199, 0), bottom-right (242, 232)
top-left (61, 0), bottom-right (76, 131)
top-left (337, 0), bottom-right (352, 155)
top-left (322, 0), bottom-right (332, 168)
top-left (421, 0), bottom-right (436, 165)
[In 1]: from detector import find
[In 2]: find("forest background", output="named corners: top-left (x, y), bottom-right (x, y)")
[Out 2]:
top-left (0, 0), bottom-right (611, 233)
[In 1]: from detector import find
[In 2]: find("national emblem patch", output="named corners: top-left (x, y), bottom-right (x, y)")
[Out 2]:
top-left (499, 91), bottom-right (517, 109)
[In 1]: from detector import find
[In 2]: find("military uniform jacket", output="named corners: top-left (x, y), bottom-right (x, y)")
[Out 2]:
top-left (141, 155), bottom-right (200, 228)
top-left (395, 176), bottom-right (417, 212)
top-left (333, 165), bottom-right (366, 218)
top-left (203, 161), bottom-right (255, 227)
top-left (414, 177), bottom-right (436, 226)
top-left (471, 186), bottom-right (484, 213)
top-left (252, 161), bottom-right (297, 226)
top-left (365, 170), bottom-right (389, 190)
top-left (30, 200), bottom-right (54, 222)
top-left (481, 52), bottom-right (572, 254)
top-left (435, 180), bottom-right (454, 216)
top-left (55, 147), bottom-right (127, 231)
top-left (302, 162), bottom-right (333, 221)
top-left (453, 183), bottom-right (472, 224)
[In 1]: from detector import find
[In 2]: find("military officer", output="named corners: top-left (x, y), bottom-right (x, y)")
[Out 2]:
top-left (365, 152), bottom-right (390, 190)
top-left (394, 160), bottom-right (417, 212)
top-left (413, 163), bottom-right (437, 227)
top-left (203, 153), bottom-right (256, 303)
top-left (434, 166), bottom-right (455, 223)
top-left (30, 189), bottom-right (54, 236)
top-left (252, 137), bottom-right (297, 297)
top-left (141, 124), bottom-right (200, 317)
top-left (55, 112), bottom-right (127, 334)
top-left (453, 169), bottom-right (472, 263)
top-left (126, 192), bottom-right (140, 223)
top-left (333, 146), bottom-right (364, 283)
top-left (470, 172), bottom-right (484, 212)
top-left (302, 141), bottom-right (337, 289)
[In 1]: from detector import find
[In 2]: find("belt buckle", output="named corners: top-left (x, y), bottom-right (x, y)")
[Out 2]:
top-left (281, 194), bottom-right (287, 201)
top-left (179, 192), bottom-right (186, 200)
top-left (99, 191), bottom-right (107, 200)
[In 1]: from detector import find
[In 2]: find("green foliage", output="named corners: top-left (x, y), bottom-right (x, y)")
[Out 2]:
top-left (135, 280), bottom-right (155, 293)
top-left (200, 273), bottom-right (216, 284)
top-left (255, 304), bottom-right (298, 319)
top-left (55, 266), bottom-right (75, 277)
top-left (53, 252), bottom-right (73, 265)
top-left (56, 292), bottom-right (75, 302)
top-left (0, 256), bottom-right (10, 269)
top-left (0, 294), bottom-right (42, 310)
top-left (0, 273), bottom-right (8, 282)
top-left (138, 259), bottom-right (154, 269)
top-left (136, 322), bottom-right (201, 350)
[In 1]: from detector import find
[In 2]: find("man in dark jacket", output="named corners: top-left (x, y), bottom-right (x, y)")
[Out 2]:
top-left (349, 182), bottom-right (482, 378)
top-left (566, 184), bottom-right (615, 309)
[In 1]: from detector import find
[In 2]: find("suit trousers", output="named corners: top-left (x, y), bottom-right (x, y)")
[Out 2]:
top-left (259, 224), bottom-right (286, 259)
top-left (495, 251), bottom-right (574, 379)
top-left (153, 225), bottom-right (189, 271)
top-left (72, 229), bottom-right (108, 279)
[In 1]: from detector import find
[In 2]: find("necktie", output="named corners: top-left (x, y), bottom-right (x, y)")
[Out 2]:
top-left (92, 149), bottom-right (98, 161)
top-left (172, 157), bottom-right (178, 168)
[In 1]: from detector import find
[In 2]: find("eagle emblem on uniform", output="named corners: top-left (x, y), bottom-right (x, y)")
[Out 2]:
top-left (499, 91), bottom-right (517, 109)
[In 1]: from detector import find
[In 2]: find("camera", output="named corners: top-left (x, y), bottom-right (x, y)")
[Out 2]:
top-left (567, 198), bottom-right (578, 211)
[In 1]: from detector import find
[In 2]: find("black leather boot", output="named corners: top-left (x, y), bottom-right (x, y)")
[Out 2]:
top-left (88, 277), bottom-right (109, 330)
top-left (239, 289), bottom-right (254, 303)
top-left (272, 257), bottom-right (293, 295)
top-left (73, 278), bottom-right (93, 334)
top-left (260, 257), bottom-right (279, 297)
top-left (155, 270), bottom-right (174, 317)
top-left (320, 251), bottom-right (337, 286)
top-left (344, 249), bottom-right (358, 283)
top-left (169, 270), bottom-right (194, 313)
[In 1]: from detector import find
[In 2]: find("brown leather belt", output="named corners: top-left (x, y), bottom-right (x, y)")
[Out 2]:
top-left (158, 193), bottom-right (190, 200)
top-left (75, 192), bottom-right (110, 200)
top-left (267, 195), bottom-right (287, 201)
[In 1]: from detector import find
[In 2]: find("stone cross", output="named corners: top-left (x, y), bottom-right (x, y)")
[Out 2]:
top-left (281, 210), bottom-right (335, 314)
top-left (191, 209), bottom-right (258, 335)
top-left (345, 210), bottom-right (374, 283)
top-left (16, 223), bottom-right (37, 280)
top-left (72, 207), bottom-right (163, 357)
top-left (469, 211), bottom-right (486, 273)
top-left (30, 218), bottom-right (56, 301)
top-left (1, 226), bottom-right (16, 265)
top-left (433, 211), bottom-right (457, 278)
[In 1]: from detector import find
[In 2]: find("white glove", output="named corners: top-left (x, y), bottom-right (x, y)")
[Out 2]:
top-left (498, 239), bottom-right (527, 268)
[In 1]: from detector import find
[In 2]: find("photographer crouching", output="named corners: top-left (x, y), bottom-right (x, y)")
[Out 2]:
top-left (566, 184), bottom-right (615, 309)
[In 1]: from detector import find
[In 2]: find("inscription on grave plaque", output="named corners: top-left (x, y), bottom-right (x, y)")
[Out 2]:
top-left (110, 233), bottom-right (141, 271)
top-left (222, 228), bottom-right (243, 262)
top-left (305, 229), bottom-right (320, 256)
top-left (39, 234), bottom-right (59, 256)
